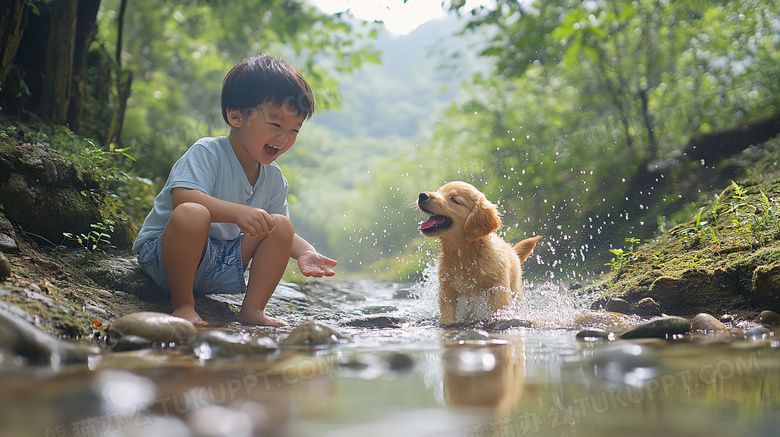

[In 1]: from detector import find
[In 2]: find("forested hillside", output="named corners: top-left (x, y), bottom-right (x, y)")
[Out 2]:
top-left (1, 0), bottom-right (778, 283)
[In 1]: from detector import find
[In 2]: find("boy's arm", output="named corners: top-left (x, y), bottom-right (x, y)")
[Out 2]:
top-left (292, 233), bottom-right (337, 277)
top-left (172, 187), bottom-right (275, 236)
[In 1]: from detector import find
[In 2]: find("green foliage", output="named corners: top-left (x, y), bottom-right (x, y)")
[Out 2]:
top-left (62, 220), bottom-right (116, 255)
top-left (95, 0), bottom-right (380, 180)
top-left (414, 0), bottom-right (780, 276)
top-left (606, 237), bottom-right (641, 272)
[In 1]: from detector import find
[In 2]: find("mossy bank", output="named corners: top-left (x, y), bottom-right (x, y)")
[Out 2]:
top-left (597, 136), bottom-right (780, 318)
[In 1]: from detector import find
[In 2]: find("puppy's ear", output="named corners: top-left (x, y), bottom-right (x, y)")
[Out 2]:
top-left (464, 198), bottom-right (502, 241)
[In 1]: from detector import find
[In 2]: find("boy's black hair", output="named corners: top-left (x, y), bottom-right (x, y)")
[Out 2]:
top-left (221, 54), bottom-right (314, 124)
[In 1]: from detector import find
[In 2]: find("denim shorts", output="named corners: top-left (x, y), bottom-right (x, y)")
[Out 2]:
top-left (136, 234), bottom-right (247, 295)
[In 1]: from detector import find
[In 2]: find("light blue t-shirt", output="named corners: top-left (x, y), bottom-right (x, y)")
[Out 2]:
top-left (132, 136), bottom-right (289, 254)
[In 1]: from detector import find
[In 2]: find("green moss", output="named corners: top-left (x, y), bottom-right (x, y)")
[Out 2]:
top-left (599, 137), bottom-right (780, 316)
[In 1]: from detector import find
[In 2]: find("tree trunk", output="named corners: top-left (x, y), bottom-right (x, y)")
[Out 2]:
top-left (0, 0), bottom-right (27, 88)
top-left (38, 0), bottom-right (79, 124)
top-left (106, 0), bottom-right (130, 145)
top-left (67, 0), bottom-right (102, 133)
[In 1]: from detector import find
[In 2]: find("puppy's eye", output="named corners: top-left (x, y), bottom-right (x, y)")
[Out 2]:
top-left (449, 196), bottom-right (460, 205)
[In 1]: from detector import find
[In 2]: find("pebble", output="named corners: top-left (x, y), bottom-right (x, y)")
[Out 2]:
top-left (745, 326), bottom-right (771, 341)
top-left (0, 252), bottom-right (11, 279)
top-left (583, 342), bottom-right (660, 386)
top-left (392, 288), bottom-right (413, 299)
top-left (573, 311), bottom-right (629, 329)
top-left (576, 329), bottom-right (615, 342)
top-left (488, 319), bottom-right (533, 330)
top-left (605, 297), bottom-right (630, 314)
top-left (108, 312), bottom-right (197, 343)
top-left (345, 316), bottom-right (400, 328)
top-left (619, 316), bottom-right (690, 340)
top-left (345, 293), bottom-right (366, 302)
top-left (691, 313), bottom-right (727, 331)
top-left (111, 335), bottom-right (152, 352)
top-left (280, 320), bottom-right (350, 349)
top-left (754, 310), bottom-right (780, 327)
top-left (720, 314), bottom-right (734, 325)
top-left (340, 351), bottom-right (415, 377)
top-left (361, 305), bottom-right (397, 315)
top-left (188, 330), bottom-right (279, 360)
top-left (444, 329), bottom-right (508, 347)
top-left (634, 297), bottom-right (661, 317)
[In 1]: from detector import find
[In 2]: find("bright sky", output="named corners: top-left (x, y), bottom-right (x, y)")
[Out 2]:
top-left (313, 0), bottom-right (449, 35)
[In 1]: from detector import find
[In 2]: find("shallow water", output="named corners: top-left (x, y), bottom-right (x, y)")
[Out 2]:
top-left (1, 276), bottom-right (779, 437)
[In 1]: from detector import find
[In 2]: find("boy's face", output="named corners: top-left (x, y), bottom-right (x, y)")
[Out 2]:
top-left (227, 103), bottom-right (305, 166)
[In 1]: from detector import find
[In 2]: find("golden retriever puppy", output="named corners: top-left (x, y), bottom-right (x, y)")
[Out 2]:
top-left (417, 181), bottom-right (541, 325)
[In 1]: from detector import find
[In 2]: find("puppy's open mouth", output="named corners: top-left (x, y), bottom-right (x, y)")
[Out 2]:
top-left (419, 214), bottom-right (452, 234)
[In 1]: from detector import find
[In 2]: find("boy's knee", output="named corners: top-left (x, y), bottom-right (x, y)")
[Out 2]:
top-left (272, 214), bottom-right (294, 236)
top-left (170, 202), bottom-right (211, 230)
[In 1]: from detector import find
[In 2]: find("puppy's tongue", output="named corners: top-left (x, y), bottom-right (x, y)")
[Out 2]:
top-left (420, 216), bottom-right (444, 230)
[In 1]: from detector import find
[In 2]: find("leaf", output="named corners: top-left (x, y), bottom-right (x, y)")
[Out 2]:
top-left (564, 33), bottom-right (583, 68)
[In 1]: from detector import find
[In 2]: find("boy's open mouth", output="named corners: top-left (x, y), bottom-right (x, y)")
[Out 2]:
top-left (264, 144), bottom-right (280, 155)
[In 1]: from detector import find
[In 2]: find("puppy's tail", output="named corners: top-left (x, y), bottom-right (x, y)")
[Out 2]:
top-left (514, 236), bottom-right (542, 263)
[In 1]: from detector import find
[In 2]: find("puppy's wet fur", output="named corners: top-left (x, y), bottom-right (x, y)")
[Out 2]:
top-left (418, 181), bottom-right (540, 325)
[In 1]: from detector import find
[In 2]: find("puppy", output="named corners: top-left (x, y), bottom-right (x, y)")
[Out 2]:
top-left (417, 181), bottom-right (540, 325)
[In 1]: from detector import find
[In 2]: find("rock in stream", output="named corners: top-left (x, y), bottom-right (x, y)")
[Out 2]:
top-left (280, 320), bottom-right (350, 349)
top-left (108, 312), bottom-right (197, 343)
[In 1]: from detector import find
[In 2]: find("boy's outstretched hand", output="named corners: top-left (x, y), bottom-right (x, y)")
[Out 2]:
top-left (298, 250), bottom-right (337, 277)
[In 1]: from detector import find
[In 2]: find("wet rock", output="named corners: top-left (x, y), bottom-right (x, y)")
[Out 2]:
top-left (341, 352), bottom-right (415, 378)
top-left (691, 313), bottom-right (727, 331)
top-left (345, 292), bottom-right (366, 302)
top-left (720, 314), bottom-right (734, 325)
top-left (0, 302), bottom-right (100, 365)
top-left (0, 233), bottom-right (17, 252)
top-left (0, 145), bottom-right (135, 249)
top-left (487, 319), bottom-right (533, 330)
top-left (605, 297), bottom-right (630, 314)
top-left (272, 284), bottom-right (308, 303)
top-left (82, 257), bottom-right (161, 300)
top-left (385, 352), bottom-right (415, 371)
top-left (280, 320), bottom-right (350, 349)
top-left (576, 329), bottom-right (615, 342)
top-left (582, 343), bottom-right (660, 386)
top-left (361, 305), bottom-right (397, 315)
top-left (110, 335), bottom-right (152, 352)
top-left (345, 316), bottom-right (401, 329)
top-left (619, 316), bottom-right (691, 340)
top-left (0, 213), bottom-right (19, 253)
top-left (589, 297), bottom-right (607, 310)
top-left (573, 311), bottom-right (629, 329)
top-left (745, 326), bottom-right (770, 341)
top-left (634, 297), bottom-right (661, 317)
top-left (188, 330), bottom-right (279, 360)
top-left (108, 312), bottom-right (197, 343)
top-left (392, 288), bottom-right (413, 299)
top-left (0, 252), bottom-right (10, 279)
top-left (754, 310), bottom-right (780, 327)
top-left (444, 329), bottom-right (508, 347)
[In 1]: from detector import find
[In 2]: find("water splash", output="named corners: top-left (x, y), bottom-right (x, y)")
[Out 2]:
top-left (403, 262), bottom-right (591, 328)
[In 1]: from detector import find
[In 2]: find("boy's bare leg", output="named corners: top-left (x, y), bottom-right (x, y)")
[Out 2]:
top-left (238, 215), bottom-right (294, 326)
top-left (161, 202), bottom-right (211, 326)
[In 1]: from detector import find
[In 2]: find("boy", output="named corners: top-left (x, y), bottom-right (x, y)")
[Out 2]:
top-left (132, 54), bottom-right (337, 327)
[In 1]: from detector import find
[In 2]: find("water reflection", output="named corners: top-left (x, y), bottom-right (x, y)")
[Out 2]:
top-left (1, 281), bottom-right (780, 437)
top-left (442, 341), bottom-right (525, 418)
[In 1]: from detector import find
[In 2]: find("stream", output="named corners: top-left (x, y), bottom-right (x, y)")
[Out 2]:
top-left (1, 271), bottom-right (779, 437)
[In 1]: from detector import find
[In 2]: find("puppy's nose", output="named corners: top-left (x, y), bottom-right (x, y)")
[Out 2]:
top-left (418, 192), bottom-right (429, 203)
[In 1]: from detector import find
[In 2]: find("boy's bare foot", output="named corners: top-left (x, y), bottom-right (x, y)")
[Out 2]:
top-left (237, 310), bottom-right (285, 327)
top-left (171, 304), bottom-right (209, 327)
